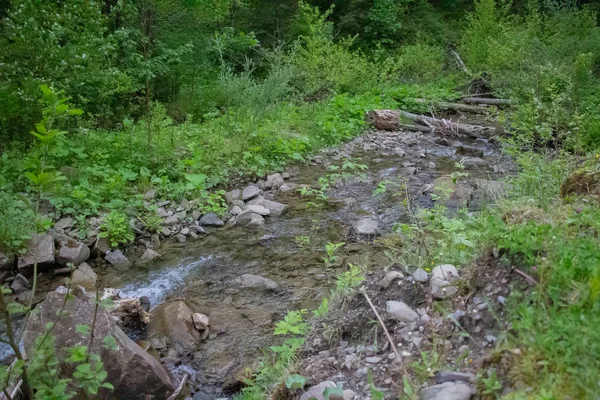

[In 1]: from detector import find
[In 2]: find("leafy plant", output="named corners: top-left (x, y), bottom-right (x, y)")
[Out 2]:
top-left (99, 210), bottom-right (134, 248)
top-left (323, 242), bottom-right (345, 266)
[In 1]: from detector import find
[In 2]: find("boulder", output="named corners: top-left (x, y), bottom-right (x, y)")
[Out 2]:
top-left (386, 301), bottom-right (419, 322)
top-left (174, 233), bottom-right (187, 243)
top-left (242, 185), bottom-right (260, 201)
top-left (432, 176), bottom-right (474, 208)
top-left (234, 274), bottom-right (278, 290)
top-left (147, 300), bottom-right (201, 351)
top-left (300, 381), bottom-right (338, 400)
top-left (54, 217), bottom-right (75, 231)
top-left (23, 286), bottom-right (174, 399)
top-left (199, 212), bottom-right (224, 227)
top-left (225, 189), bottom-right (241, 204)
top-left (17, 234), bottom-right (55, 276)
top-left (240, 205), bottom-right (270, 216)
top-left (71, 262), bottom-right (97, 290)
top-left (57, 239), bottom-right (90, 266)
top-left (91, 237), bottom-right (111, 258)
top-left (105, 250), bottom-right (131, 270)
top-left (261, 200), bottom-right (287, 216)
top-left (139, 249), bottom-right (161, 264)
top-left (164, 215), bottom-right (179, 225)
top-left (192, 313), bottom-right (209, 331)
top-left (236, 212), bottom-right (265, 227)
top-left (230, 205), bottom-right (242, 216)
top-left (10, 273), bottom-right (30, 294)
top-left (264, 173), bottom-right (285, 191)
top-left (352, 218), bottom-right (380, 236)
top-left (421, 382), bottom-right (473, 400)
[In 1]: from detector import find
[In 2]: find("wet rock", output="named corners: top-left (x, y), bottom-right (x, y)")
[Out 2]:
top-left (140, 249), bottom-right (161, 264)
top-left (180, 227), bottom-right (190, 236)
top-left (200, 212), bottom-right (224, 226)
top-left (352, 218), bottom-right (380, 236)
top-left (379, 271), bottom-right (404, 289)
top-left (164, 215), bottom-right (179, 225)
top-left (10, 273), bottom-right (30, 294)
top-left (242, 185), bottom-right (260, 201)
top-left (234, 274), bottom-right (278, 290)
top-left (462, 157), bottom-right (487, 167)
top-left (55, 217), bottom-right (75, 231)
top-left (386, 301), bottom-right (419, 322)
top-left (174, 233), bottom-right (187, 243)
top-left (192, 313), bottom-right (209, 331)
top-left (456, 145), bottom-right (484, 158)
top-left (412, 268), bottom-right (429, 283)
top-left (300, 381), bottom-right (337, 400)
top-left (421, 382), bottom-right (473, 400)
top-left (70, 262), bottom-right (97, 290)
top-left (241, 205), bottom-right (270, 216)
top-left (279, 183), bottom-right (296, 192)
top-left (57, 239), bottom-right (90, 266)
top-left (147, 300), bottom-right (201, 351)
top-left (432, 176), bottom-right (474, 208)
top-left (105, 250), bottom-right (131, 270)
top-left (24, 286), bottom-right (174, 399)
top-left (264, 173), bottom-right (285, 190)
top-left (17, 234), bottom-right (55, 276)
top-left (435, 371), bottom-right (476, 384)
top-left (236, 212), bottom-right (265, 227)
top-left (262, 200), bottom-right (287, 216)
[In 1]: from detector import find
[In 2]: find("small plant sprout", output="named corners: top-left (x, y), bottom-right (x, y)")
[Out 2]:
top-left (323, 242), bottom-right (345, 265)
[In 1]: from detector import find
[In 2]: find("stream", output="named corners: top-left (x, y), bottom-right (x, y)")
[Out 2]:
top-left (97, 128), bottom-right (511, 396)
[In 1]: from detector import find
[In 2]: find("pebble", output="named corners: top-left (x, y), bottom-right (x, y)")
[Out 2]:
top-left (365, 356), bottom-right (382, 364)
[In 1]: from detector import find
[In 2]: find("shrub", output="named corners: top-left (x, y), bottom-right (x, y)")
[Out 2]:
top-left (380, 44), bottom-right (446, 82)
top-left (99, 210), bottom-right (134, 248)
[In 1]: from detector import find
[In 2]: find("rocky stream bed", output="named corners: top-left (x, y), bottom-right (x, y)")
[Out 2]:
top-left (1, 114), bottom-right (520, 399)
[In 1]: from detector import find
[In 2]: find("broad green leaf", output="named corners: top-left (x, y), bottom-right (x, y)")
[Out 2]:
top-left (323, 387), bottom-right (344, 399)
top-left (285, 374), bottom-right (306, 389)
top-left (76, 324), bottom-right (91, 335)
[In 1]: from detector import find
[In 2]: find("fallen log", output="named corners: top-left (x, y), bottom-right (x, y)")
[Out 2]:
top-left (412, 98), bottom-right (489, 114)
top-left (398, 123), bottom-right (433, 133)
top-left (462, 97), bottom-right (512, 106)
top-left (367, 109), bottom-right (496, 138)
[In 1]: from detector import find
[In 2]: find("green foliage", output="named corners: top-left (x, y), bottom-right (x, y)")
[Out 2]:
top-left (274, 310), bottom-right (309, 336)
top-left (334, 264), bottom-right (365, 299)
top-left (480, 369), bottom-right (503, 396)
top-left (295, 235), bottom-right (311, 250)
top-left (99, 210), bottom-right (134, 248)
top-left (313, 298), bottom-right (329, 318)
top-left (380, 44), bottom-right (446, 82)
top-left (323, 242), bottom-right (345, 266)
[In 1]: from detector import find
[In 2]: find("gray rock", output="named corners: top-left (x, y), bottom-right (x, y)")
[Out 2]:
top-left (156, 207), bottom-right (169, 218)
top-left (147, 300), bottom-right (201, 351)
top-left (0, 252), bottom-right (11, 270)
top-left (236, 212), bottom-right (265, 227)
top-left (365, 356), bottom-right (382, 363)
top-left (71, 262), bottom-right (97, 290)
top-left (432, 264), bottom-right (459, 281)
top-left (235, 274), bottom-right (278, 290)
top-left (144, 189), bottom-right (157, 201)
top-left (281, 172), bottom-right (291, 179)
top-left (174, 233), bottom-right (187, 243)
top-left (179, 198), bottom-right (191, 211)
top-left (193, 391), bottom-right (212, 400)
top-left (192, 313), bottom-right (209, 331)
top-left (225, 189), bottom-right (241, 204)
top-left (246, 195), bottom-right (265, 206)
top-left (54, 217), bottom-right (75, 231)
top-left (10, 273), bottom-right (30, 294)
top-left (180, 227), bottom-right (190, 236)
top-left (91, 236), bottom-right (111, 258)
top-left (412, 268), bottom-right (429, 283)
top-left (421, 382), bottom-right (473, 400)
top-left (199, 212), bottom-right (224, 226)
top-left (139, 249), bottom-right (161, 264)
top-left (342, 197), bottom-right (358, 211)
top-left (430, 277), bottom-right (458, 299)
top-left (164, 215), bottom-right (179, 225)
top-left (434, 371), bottom-right (476, 384)
top-left (242, 185), bottom-right (260, 201)
top-left (261, 200), bottom-right (287, 216)
top-left (105, 250), bottom-right (131, 270)
top-left (354, 367), bottom-right (368, 379)
top-left (432, 176), bottom-right (474, 208)
top-left (386, 300), bottom-right (419, 322)
top-left (24, 286), bottom-right (174, 399)
top-left (352, 218), bottom-right (380, 236)
top-left (379, 271), bottom-right (404, 289)
top-left (17, 234), bottom-right (55, 276)
top-left (241, 205), bottom-right (270, 216)
top-left (57, 239), bottom-right (90, 266)
top-left (279, 183), bottom-right (297, 192)
top-left (462, 157), bottom-right (487, 167)
top-left (230, 205), bottom-right (242, 216)
top-left (192, 210), bottom-right (201, 221)
top-left (300, 381), bottom-right (337, 400)
top-left (343, 389), bottom-right (358, 400)
top-left (456, 145), bottom-right (484, 158)
top-left (264, 173), bottom-right (285, 190)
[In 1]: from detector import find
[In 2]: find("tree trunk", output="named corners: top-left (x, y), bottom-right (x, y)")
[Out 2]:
top-left (461, 97), bottom-right (513, 106)
top-left (412, 98), bottom-right (490, 114)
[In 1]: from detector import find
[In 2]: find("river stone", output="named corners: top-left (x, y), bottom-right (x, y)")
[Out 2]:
top-left (225, 189), bottom-right (241, 204)
top-left (105, 250), bottom-right (131, 270)
top-left (192, 313), bottom-right (209, 331)
top-left (430, 277), bottom-right (458, 299)
top-left (462, 157), bottom-right (487, 167)
top-left (386, 300), bottom-right (418, 322)
top-left (241, 204), bottom-right (270, 216)
top-left (412, 268), bottom-right (429, 283)
top-left (139, 249), bottom-right (161, 264)
top-left (246, 195), bottom-right (265, 206)
top-left (24, 286), bottom-right (174, 399)
top-left (279, 183), bottom-right (297, 192)
top-left (352, 217), bottom-right (380, 236)
top-left (10, 273), bottom-right (30, 294)
top-left (432, 176), bottom-right (474, 208)
top-left (235, 274), bottom-right (278, 290)
top-left (242, 185), bottom-right (260, 201)
top-left (380, 271), bottom-right (404, 289)
top-left (91, 236), bottom-right (111, 258)
top-left (261, 200), bottom-right (287, 216)
top-left (71, 262), bottom-right (97, 290)
top-left (174, 233), bottom-right (187, 243)
top-left (230, 205), bottom-right (242, 216)
top-left (164, 215), bottom-right (179, 225)
top-left (264, 173), bottom-right (285, 190)
top-left (147, 300), bottom-right (201, 351)
top-left (54, 217), bottom-right (75, 231)
top-left (57, 239), bottom-right (90, 266)
top-left (17, 234), bottom-right (55, 276)
top-left (420, 382), bottom-right (473, 400)
top-left (455, 145), bottom-right (484, 158)
top-left (434, 371), bottom-right (476, 384)
top-left (300, 381), bottom-right (337, 400)
top-left (236, 212), bottom-right (265, 227)
top-left (200, 212), bottom-right (224, 226)
top-left (343, 197), bottom-right (358, 211)
top-left (432, 264), bottom-right (459, 281)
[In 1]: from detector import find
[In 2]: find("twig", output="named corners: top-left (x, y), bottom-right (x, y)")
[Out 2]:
top-left (359, 288), bottom-right (401, 363)
top-left (514, 268), bottom-right (538, 286)
top-left (166, 373), bottom-right (189, 400)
